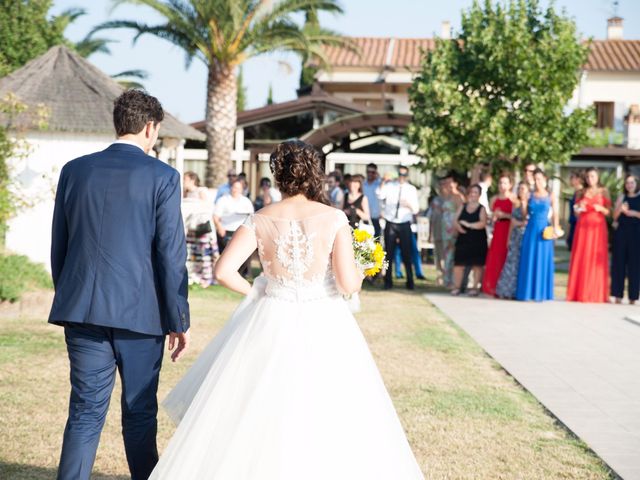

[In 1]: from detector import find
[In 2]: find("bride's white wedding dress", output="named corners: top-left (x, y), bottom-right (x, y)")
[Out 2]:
top-left (150, 210), bottom-right (424, 479)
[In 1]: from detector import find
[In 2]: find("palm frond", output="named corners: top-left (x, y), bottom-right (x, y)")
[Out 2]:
top-left (111, 69), bottom-right (149, 79)
top-left (52, 7), bottom-right (87, 31)
top-left (74, 36), bottom-right (116, 58)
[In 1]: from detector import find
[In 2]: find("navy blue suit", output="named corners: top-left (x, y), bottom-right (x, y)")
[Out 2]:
top-left (49, 143), bottom-right (190, 480)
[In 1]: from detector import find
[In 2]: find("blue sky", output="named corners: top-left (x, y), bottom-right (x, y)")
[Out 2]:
top-left (50, 0), bottom-right (639, 123)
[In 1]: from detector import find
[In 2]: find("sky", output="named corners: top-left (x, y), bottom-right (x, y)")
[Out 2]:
top-left (50, 0), bottom-right (640, 123)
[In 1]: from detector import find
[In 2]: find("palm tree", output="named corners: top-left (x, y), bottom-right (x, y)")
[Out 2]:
top-left (94, 0), bottom-right (351, 188)
top-left (54, 7), bottom-right (149, 89)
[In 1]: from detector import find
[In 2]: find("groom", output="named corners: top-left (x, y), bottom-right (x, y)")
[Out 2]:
top-left (49, 89), bottom-right (190, 480)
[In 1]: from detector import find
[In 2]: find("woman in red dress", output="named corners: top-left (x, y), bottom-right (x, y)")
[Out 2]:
top-left (567, 167), bottom-right (611, 302)
top-left (482, 173), bottom-right (514, 296)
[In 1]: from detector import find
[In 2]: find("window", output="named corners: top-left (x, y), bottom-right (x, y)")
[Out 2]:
top-left (594, 101), bottom-right (614, 129)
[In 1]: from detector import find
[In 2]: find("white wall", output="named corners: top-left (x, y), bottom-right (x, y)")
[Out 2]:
top-left (322, 69), bottom-right (640, 129)
top-left (6, 132), bottom-right (114, 269)
top-left (570, 71), bottom-right (640, 131)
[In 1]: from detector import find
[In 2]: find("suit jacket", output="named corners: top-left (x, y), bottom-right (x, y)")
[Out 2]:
top-left (48, 143), bottom-right (190, 336)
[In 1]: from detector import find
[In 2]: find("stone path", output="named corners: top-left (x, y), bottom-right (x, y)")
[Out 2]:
top-left (425, 293), bottom-right (640, 480)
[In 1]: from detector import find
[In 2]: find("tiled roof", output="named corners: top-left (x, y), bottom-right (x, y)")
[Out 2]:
top-left (323, 37), bottom-right (640, 72)
top-left (584, 40), bottom-right (640, 71)
top-left (0, 46), bottom-right (205, 140)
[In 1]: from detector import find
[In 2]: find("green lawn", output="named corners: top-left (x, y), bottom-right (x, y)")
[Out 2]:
top-left (0, 275), bottom-right (611, 479)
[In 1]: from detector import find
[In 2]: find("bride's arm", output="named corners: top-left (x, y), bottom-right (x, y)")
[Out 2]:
top-left (214, 226), bottom-right (257, 296)
top-left (332, 225), bottom-right (364, 295)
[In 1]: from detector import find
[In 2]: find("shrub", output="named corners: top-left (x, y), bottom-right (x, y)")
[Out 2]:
top-left (0, 254), bottom-right (52, 303)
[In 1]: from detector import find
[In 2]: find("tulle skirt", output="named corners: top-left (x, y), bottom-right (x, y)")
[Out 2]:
top-left (150, 277), bottom-right (424, 480)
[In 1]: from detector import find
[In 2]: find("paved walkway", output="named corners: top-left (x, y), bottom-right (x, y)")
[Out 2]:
top-left (426, 294), bottom-right (640, 480)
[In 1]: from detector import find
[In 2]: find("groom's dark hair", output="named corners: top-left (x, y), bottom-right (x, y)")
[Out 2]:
top-left (113, 89), bottom-right (164, 136)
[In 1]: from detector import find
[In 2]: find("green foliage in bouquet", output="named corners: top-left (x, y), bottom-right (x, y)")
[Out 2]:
top-left (408, 0), bottom-right (594, 172)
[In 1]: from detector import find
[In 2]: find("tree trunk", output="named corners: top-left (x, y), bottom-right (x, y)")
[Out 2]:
top-left (205, 63), bottom-right (237, 188)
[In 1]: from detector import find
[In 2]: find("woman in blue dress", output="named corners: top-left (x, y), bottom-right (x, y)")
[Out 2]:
top-left (516, 169), bottom-right (561, 301)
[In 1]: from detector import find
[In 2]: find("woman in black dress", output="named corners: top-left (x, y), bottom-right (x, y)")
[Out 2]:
top-left (452, 184), bottom-right (488, 296)
top-left (343, 174), bottom-right (371, 229)
top-left (611, 174), bottom-right (640, 304)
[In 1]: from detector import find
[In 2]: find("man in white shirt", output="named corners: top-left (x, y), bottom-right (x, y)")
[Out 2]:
top-left (214, 168), bottom-right (238, 202)
top-left (378, 165), bottom-right (419, 290)
top-left (476, 165), bottom-right (492, 214)
top-left (214, 179), bottom-right (255, 277)
top-left (363, 162), bottom-right (382, 238)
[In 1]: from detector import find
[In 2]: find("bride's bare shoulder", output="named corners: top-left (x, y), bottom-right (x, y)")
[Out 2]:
top-left (256, 201), bottom-right (336, 219)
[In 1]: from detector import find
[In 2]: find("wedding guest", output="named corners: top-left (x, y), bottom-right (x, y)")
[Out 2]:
top-left (378, 165), bottom-right (419, 290)
top-left (523, 162), bottom-right (536, 190)
top-left (254, 177), bottom-right (282, 211)
top-left (478, 165), bottom-right (493, 215)
top-left (394, 219), bottom-right (426, 280)
top-left (482, 173), bottom-right (514, 296)
top-left (567, 167), bottom-right (611, 303)
top-left (214, 179), bottom-right (255, 278)
top-left (451, 184), bottom-right (488, 295)
top-left (428, 177), bottom-right (447, 284)
top-left (214, 168), bottom-right (238, 201)
top-left (343, 173), bottom-right (352, 194)
top-left (496, 182), bottom-right (530, 299)
top-left (327, 171), bottom-right (344, 209)
top-left (183, 172), bottom-right (216, 287)
top-left (343, 174), bottom-right (371, 229)
top-left (363, 162), bottom-right (382, 237)
top-left (566, 170), bottom-right (584, 251)
top-left (441, 173), bottom-right (465, 289)
top-left (516, 168), bottom-right (560, 301)
top-left (238, 172), bottom-right (250, 197)
top-left (611, 174), bottom-right (640, 304)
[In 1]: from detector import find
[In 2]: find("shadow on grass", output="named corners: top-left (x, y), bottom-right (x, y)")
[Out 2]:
top-left (0, 462), bottom-right (129, 480)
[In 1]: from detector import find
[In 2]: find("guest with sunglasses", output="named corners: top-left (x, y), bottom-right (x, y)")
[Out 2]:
top-left (214, 168), bottom-right (239, 202)
top-left (378, 165), bottom-right (419, 290)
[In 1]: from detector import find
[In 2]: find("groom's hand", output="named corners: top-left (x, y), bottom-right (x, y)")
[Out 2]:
top-left (168, 330), bottom-right (190, 362)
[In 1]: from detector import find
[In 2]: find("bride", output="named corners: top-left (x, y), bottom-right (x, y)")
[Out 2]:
top-left (150, 141), bottom-right (424, 479)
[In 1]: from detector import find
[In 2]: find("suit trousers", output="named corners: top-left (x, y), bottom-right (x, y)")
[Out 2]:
top-left (384, 221), bottom-right (414, 289)
top-left (57, 324), bottom-right (165, 480)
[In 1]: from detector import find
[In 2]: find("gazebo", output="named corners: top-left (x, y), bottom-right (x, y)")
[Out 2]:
top-left (0, 45), bottom-right (204, 268)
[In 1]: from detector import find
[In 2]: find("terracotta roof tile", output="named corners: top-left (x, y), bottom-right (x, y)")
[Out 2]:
top-left (324, 37), bottom-right (640, 72)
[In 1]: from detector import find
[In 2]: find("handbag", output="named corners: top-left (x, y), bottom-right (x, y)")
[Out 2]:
top-left (194, 220), bottom-right (213, 237)
top-left (542, 226), bottom-right (564, 240)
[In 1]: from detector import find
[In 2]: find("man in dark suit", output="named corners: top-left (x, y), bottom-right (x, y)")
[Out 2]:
top-left (49, 90), bottom-right (190, 480)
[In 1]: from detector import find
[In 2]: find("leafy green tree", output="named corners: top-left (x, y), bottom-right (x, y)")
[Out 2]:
top-left (0, 0), bottom-right (68, 76)
top-left (0, 94), bottom-right (48, 246)
top-left (299, 6), bottom-right (320, 89)
top-left (408, 0), bottom-right (593, 171)
top-left (95, 0), bottom-right (350, 187)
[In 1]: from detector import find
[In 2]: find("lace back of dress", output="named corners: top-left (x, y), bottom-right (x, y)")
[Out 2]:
top-left (246, 210), bottom-right (348, 301)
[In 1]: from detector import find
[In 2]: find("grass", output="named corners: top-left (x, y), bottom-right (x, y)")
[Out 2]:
top-left (0, 273), bottom-right (613, 479)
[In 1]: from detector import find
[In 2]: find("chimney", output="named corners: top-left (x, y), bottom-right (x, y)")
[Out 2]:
top-left (441, 21), bottom-right (451, 40)
top-left (607, 17), bottom-right (623, 40)
top-left (625, 105), bottom-right (640, 149)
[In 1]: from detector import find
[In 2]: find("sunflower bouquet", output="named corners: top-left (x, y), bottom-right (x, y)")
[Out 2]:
top-left (352, 228), bottom-right (388, 277)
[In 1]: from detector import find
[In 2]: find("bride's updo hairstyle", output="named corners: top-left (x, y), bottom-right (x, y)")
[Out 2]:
top-left (269, 140), bottom-right (327, 203)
